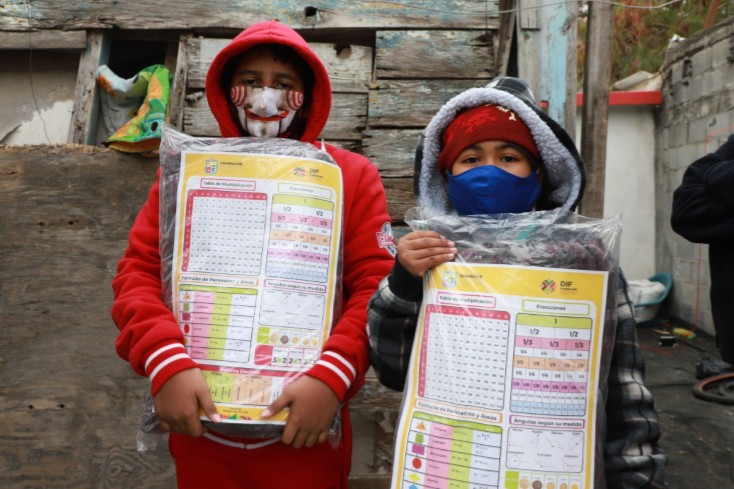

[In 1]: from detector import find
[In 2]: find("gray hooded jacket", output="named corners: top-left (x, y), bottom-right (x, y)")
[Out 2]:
top-left (415, 77), bottom-right (584, 216)
top-left (368, 77), bottom-right (667, 488)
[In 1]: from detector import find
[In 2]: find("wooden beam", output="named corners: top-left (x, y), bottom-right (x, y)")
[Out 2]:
top-left (168, 33), bottom-right (193, 131)
top-left (0, 30), bottom-right (86, 50)
top-left (515, 0), bottom-right (541, 91)
top-left (494, 0), bottom-right (516, 74)
top-left (375, 30), bottom-right (495, 79)
top-left (537, 0), bottom-right (578, 137)
top-left (579, 0), bottom-right (613, 218)
top-left (362, 129), bottom-right (423, 177)
top-left (187, 38), bottom-right (373, 93)
top-left (368, 80), bottom-right (487, 128)
top-left (68, 30), bottom-right (110, 145)
top-left (0, 1), bottom-right (500, 31)
top-left (517, 0), bottom-right (578, 135)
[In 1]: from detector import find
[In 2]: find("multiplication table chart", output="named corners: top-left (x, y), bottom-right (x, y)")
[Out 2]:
top-left (183, 190), bottom-right (266, 275)
top-left (419, 305), bottom-right (510, 411)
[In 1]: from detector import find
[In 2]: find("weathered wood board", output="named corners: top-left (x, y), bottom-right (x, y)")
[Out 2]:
top-left (368, 79), bottom-right (489, 127)
top-left (383, 176), bottom-right (417, 222)
top-left (0, 30), bottom-right (87, 50)
top-left (0, 145), bottom-right (174, 488)
top-left (187, 38), bottom-right (374, 93)
top-left (168, 33), bottom-right (193, 130)
top-left (0, 145), bottom-right (404, 488)
top-left (1, 1), bottom-right (499, 31)
top-left (68, 31), bottom-right (110, 145)
top-left (362, 128), bottom-right (423, 177)
top-left (375, 30), bottom-right (495, 79)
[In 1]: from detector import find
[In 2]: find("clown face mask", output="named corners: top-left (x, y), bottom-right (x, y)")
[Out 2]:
top-left (230, 85), bottom-right (304, 138)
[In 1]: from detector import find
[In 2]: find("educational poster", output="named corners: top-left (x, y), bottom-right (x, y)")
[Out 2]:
top-left (171, 150), bottom-right (343, 425)
top-left (392, 263), bottom-right (609, 489)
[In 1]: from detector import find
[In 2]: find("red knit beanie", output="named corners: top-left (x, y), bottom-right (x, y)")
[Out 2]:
top-left (437, 104), bottom-right (540, 175)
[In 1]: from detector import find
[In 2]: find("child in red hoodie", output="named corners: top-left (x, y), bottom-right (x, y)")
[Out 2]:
top-left (111, 21), bottom-right (395, 488)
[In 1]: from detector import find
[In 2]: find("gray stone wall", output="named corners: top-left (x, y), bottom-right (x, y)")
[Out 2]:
top-left (656, 16), bottom-right (734, 335)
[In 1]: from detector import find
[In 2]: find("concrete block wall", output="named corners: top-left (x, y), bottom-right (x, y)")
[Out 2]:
top-left (656, 16), bottom-right (734, 335)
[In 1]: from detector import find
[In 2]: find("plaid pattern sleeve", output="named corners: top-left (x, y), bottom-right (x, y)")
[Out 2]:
top-left (604, 276), bottom-right (668, 488)
top-left (367, 261), bottom-right (423, 392)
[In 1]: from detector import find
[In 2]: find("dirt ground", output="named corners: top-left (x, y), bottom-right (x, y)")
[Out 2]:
top-left (637, 320), bottom-right (734, 488)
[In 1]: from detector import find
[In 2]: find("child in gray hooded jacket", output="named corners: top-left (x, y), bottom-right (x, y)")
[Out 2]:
top-left (367, 77), bottom-right (667, 489)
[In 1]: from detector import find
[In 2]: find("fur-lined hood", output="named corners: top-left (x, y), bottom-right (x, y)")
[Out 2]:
top-left (415, 77), bottom-right (585, 217)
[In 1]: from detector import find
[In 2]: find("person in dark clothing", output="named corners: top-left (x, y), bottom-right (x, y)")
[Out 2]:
top-left (671, 135), bottom-right (734, 365)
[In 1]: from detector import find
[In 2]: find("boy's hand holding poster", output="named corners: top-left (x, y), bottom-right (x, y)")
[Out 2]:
top-left (391, 210), bottom-right (621, 489)
top-left (157, 126), bottom-right (344, 438)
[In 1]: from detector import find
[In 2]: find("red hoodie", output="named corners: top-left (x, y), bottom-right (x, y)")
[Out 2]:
top-left (112, 21), bottom-right (394, 410)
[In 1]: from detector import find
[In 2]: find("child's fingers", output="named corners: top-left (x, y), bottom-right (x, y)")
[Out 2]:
top-left (280, 423), bottom-right (297, 446)
top-left (317, 430), bottom-right (329, 444)
top-left (261, 393), bottom-right (289, 418)
top-left (401, 232), bottom-right (453, 248)
top-left (412, 244), bottom-right (456, 259)
top-left (197, 392), bottom-right (221, 424)
top-left (400, 236), bottom-right (453, 252)
top-left (302, 432), bottom-right (320, 448)
top-left (184, 415), bottom-right (206, 438)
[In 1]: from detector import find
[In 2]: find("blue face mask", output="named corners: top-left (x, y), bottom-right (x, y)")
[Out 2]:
top-left (447, 165), bottom-right (542, 216)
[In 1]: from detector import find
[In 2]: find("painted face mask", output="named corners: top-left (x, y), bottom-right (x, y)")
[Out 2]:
top-left (447, 165), bottom-right (541, 216)
top-left (230, 86), bottom-right (304, 138)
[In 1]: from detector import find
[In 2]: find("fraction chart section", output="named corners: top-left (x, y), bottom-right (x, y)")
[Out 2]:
top-left (419, 305), bottom-right (510, 411)
top-left (266, 194), bottom-right (334, 283)
top-left (182, 190), bottom-right (267, 275)
top-left (402, 412), bottom-right (502, 489)
top-left (510, 314), bottom-right (592, 416)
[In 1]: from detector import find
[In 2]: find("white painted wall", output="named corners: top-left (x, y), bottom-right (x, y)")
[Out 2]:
top-left (576, 104), bottom-right (657, 280)
top-left (0, 51), bottom-right (79, 145)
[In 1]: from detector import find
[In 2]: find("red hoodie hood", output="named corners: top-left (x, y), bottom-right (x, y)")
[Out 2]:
top-left (205, 21), bottom-right (331, 142)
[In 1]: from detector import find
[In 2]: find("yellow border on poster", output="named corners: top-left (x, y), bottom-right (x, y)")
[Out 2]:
top-left (392, 262), bottom-right (609, 489)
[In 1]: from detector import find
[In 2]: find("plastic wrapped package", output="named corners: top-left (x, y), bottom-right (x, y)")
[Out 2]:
top-left (138, 125), bottom-right (345, 448)
top-left (390, 208), bottom-right (622, 489)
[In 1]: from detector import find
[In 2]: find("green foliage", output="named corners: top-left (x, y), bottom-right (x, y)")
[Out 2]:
top-left (577, 0), bottom-right (733, 83)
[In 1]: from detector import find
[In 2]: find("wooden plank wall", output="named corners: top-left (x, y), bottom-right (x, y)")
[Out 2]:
top-left (182, 29), bottom-right (497, 225)
top-left (0, 145), bottom-right (405, 488)
top-left (1, 2), bottom-right (504, 486)
top-left (1, 0), bottom-right (503, 225)
top-left (1, 1), bottom-right (497, 31)
top-left (0, 147), bottom-right (174, 488)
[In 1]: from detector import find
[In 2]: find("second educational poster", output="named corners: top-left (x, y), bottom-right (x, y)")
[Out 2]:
top-left (392, 263), bottom-right (609, 489)
top-left (171, 150), bottom-right (343, 424)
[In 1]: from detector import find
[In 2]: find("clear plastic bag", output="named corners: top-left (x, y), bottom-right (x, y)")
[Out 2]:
top-left (136, 125), bottom-right (344, 449)
top-left (397, 208), bottom-right (622, 489)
